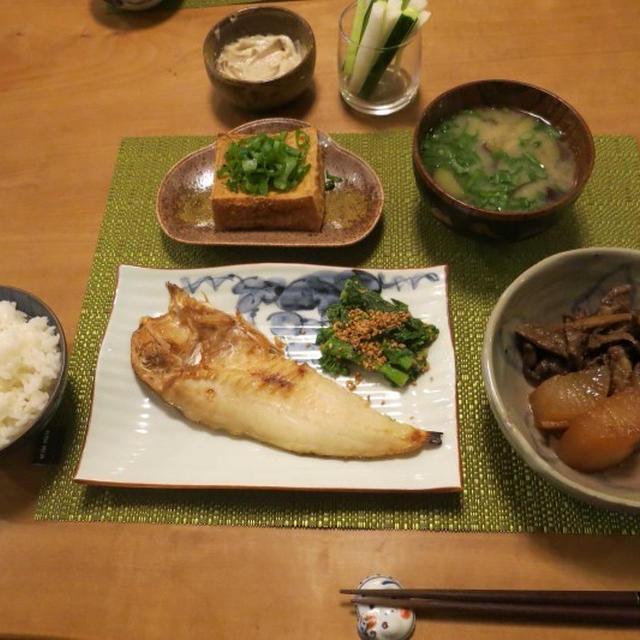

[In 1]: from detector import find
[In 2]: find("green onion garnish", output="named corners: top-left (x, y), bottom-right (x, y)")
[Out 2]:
top-left (217, 130), bottom-right (311, 196)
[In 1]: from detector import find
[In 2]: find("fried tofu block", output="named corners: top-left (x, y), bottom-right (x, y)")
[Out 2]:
top-left (211, 127), bottom-right (325, 231)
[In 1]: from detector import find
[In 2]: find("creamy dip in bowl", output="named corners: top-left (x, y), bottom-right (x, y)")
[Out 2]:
top-left (216, 34), bottom-right (304, 82)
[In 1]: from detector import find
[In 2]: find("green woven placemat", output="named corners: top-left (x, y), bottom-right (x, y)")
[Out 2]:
top-left (35, 132), bottom-right (640, 532)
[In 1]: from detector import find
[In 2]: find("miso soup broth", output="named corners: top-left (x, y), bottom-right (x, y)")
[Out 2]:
top-left (420, 107), bottom-right (576, 212)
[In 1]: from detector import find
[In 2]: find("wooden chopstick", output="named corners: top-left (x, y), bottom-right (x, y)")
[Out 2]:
top-left (341, 588), bottom-right (640, 608)
top-left (348, 597), bottom-right (640, 626)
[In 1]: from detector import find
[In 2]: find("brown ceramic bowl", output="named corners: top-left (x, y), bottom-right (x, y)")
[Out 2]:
top-left (483, 248), bottom-right (640, 511)
top-left (412, 79), bottom-right (595, 241)
top-left (203, 6), bottom-right (316, 112)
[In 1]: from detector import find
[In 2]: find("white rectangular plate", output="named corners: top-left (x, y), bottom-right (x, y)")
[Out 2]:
top-left (75, 264), bottom-right (461, 491)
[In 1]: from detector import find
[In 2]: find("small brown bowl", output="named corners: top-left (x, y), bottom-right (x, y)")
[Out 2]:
top-left (203, 6), bottom-right (316, 112)
top-left (412, 79), bottom-right (595, 241)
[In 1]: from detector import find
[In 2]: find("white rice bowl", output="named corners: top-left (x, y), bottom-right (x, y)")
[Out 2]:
top-left (0, 300), bottom-right (62, 447)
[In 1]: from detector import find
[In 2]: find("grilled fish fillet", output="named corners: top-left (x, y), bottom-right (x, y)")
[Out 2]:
top-left (130, 284), bottom-right (439, 458)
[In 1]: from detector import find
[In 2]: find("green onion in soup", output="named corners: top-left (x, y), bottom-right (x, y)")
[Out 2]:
top-left (420, 107), bottom-right (576, 212)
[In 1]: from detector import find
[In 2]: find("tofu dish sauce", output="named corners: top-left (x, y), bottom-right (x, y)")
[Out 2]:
top-left (420, 107), bottom-right (576, 212)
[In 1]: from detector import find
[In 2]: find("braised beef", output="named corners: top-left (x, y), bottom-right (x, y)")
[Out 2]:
top-left (516, 284), bottom-right (639, 387)
top-left (564, 324), bottom-right (588, 369)
top-left (587, 329), bottom-right (638, 352)
top-left (529, 357), bottom-right (570, 384)
top-left (515, 324), bottom-right (568, 357)
top-left (598, 284), bottom-right (631, 315)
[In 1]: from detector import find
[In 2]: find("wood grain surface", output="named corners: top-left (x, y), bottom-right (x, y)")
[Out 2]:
top-left (1, 1), bottom-right (639, 638)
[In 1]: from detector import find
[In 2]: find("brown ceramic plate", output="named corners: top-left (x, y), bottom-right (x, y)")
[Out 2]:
top-left (156, 118), bottom-right (384, 247)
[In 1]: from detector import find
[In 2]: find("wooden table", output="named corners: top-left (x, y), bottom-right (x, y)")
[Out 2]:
top-left (1, 1), bottom-right (639, 638)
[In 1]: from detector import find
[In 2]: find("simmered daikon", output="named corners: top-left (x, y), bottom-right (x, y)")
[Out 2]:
top-left (555, 386), bottom-right (640, 472)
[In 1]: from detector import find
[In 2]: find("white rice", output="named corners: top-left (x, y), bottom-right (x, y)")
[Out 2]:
top-left (0, 300), bottom-right (62, 447)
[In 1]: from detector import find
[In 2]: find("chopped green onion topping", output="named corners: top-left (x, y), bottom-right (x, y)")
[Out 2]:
top-left (217, 130), bottom-right (311, 196)
top-left (324, 172), bottom-right (343, 191)
top-left (420, 108), bottom-right (572, 211)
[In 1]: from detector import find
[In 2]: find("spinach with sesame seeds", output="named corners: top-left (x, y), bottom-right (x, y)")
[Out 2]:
top-left (316, 277), bottom-right (439, 387)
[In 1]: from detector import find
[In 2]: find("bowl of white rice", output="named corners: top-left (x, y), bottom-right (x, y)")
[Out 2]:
top-left (0, 286), bottom-right (67, 454)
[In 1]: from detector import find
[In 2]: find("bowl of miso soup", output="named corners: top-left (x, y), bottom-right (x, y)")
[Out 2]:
top-left (412, 79), bottom-right (594, 241)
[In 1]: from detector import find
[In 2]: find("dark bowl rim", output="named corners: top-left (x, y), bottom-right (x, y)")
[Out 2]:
top-left (0, 285), bottom-right (68, 453)
top-left (202, 6), bottom-right (316, 89)
top-left (411, 78), bottom-right (595, 222)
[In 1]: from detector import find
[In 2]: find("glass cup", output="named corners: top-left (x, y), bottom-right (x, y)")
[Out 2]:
top-left (338, 1), bottom-right (422, 116)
